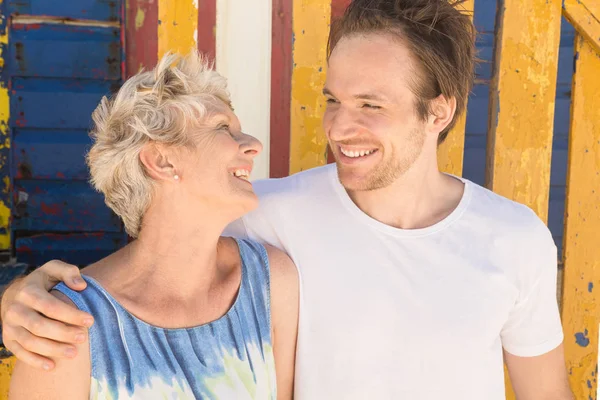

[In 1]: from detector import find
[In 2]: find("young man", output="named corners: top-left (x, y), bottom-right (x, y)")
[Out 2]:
top-left (0, 0), bottom-right (573, 398)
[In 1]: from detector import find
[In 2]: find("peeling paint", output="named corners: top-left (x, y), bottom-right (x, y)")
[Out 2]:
top-left (0, 0), bottom-right (11, 251)
top-left (486, 0), bottom-right (562, 223)
top-left (12, 15), bottom-right (120, 28)
top-left (157, 0), bottom-right (198, 58)
top-left (135, 7), bottom-right (146, 30)
top-left (289, 0), bottom-right (331, 174)
top-left (575, 331), bottom-right (590, 347)
top-left (561, 33), bottom-right (600, 399)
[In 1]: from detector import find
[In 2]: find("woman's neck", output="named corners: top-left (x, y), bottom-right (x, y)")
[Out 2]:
top-left (83, 200), bottom-right (243, 327)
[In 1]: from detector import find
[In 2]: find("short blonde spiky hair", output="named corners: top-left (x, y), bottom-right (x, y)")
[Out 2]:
top-left (87, 50), bottom-right (231, 237)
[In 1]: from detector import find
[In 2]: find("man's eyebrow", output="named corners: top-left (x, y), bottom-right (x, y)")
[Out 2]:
top-left (353, 93), bottom-right (388, 102)
top-left (322, 88), bottom-right (388, 102)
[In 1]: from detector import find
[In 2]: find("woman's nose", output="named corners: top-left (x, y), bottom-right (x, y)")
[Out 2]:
top-left (240, 133), bottom-right (263, 157)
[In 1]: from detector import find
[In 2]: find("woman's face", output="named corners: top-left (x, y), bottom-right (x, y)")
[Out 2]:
top-left (176, 102), bottom-right (263, 219)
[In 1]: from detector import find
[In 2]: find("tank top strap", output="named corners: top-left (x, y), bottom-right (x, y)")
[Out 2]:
top-left (234, 238), bottom-right (272, 330)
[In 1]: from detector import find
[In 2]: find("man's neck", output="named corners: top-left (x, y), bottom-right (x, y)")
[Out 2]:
top-left (347, 163), bottom-right (465, 230)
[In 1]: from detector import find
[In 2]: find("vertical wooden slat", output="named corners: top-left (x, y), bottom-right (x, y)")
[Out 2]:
top-left (157, 0), bottom-right (198, 59)
top-left (487, 2), bottom-right (562, 399)
top-left (0, 0), bottom-right (13, 389)
top-left (561, 34), bottom-right (600, 400)
top-left (289, 0), bottom-right (331, 174)
top-left (436, 0), bottom-right (474, 177)
top-left (269, 0), bottom-right (293, 178)
top-left (197, 0), bottom-right (216, 62)
top-left (125, 0), bottom-right (158, 76)
top-left (215, 0), bottom-right (272, 180)
top-left (486, 0), bottom-right (562, 223)
top-left (0, 357), bottom-right (15, 399)
top-left (0, 0), bottom-right (9, 251)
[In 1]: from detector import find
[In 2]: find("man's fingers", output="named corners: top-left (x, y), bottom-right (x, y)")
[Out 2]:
top-left (8, 303), bottom-right (90, 344)
top-left (38, 260), bottom-right (87, 291)
top-left (15, 286), bottom-right (93, 328)
top-left (4, 340), bottom-right (55, 371)
top-left (12, 326), bottom-right (79, 360)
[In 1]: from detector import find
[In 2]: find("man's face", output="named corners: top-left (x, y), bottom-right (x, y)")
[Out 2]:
top-left (323, 33), bottom-right (428, 191)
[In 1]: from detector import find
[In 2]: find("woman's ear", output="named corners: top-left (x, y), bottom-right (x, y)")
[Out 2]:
top-left (139, 143), bottom-right (179, 181)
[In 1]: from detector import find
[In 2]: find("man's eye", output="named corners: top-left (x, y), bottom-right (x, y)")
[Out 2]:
top-left (326, 98), bottom-right (337, 104)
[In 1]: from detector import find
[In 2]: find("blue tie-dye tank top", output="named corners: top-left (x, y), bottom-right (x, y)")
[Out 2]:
top-left (54, 239), bottom-right (276, 399)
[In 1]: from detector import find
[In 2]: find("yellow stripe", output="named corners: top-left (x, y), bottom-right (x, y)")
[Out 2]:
top-left (487, 2), bottom-right (563, 398)
top-left (0, 355), bottom-right (16, 399)
top-left (561, 34), bottom-right (600, 400)
top-left (289, 0), bottom-right (331, 174)
top-left (486, 0), bottom-right (562, 223)
top-left (563, 0), bottom-right (600, 55)
top-left (0, 0), bottom-right (10, 251)
top-left (157, 0), bottom-right (198, 58)
top-left (437, 0), bottom-right (474, 177)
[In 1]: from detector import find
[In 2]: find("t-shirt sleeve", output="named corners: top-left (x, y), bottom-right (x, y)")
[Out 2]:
top-left (500, 222), bottom-right (564, 357)
top-left (223, 218), bottom-right (249, 239)
top-left (223, 205), bottom-right (286, 252)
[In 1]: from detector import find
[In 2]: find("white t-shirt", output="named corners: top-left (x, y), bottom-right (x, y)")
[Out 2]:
top-left (226, 164), bottom-right (563, 400)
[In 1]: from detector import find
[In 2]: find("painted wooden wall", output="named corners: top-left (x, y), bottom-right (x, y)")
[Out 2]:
top-left (0, 0), bottom-right (599, 398)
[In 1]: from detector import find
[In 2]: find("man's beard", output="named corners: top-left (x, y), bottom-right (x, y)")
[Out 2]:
top-left (335, 127), bottom-right (426, 192)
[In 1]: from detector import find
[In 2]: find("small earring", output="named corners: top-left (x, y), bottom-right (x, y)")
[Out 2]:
top-left (174, 175), bottom-right (180, 181)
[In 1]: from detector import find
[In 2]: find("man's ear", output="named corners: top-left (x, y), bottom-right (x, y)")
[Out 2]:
top-left (427, 94), bottom-right (457, 136)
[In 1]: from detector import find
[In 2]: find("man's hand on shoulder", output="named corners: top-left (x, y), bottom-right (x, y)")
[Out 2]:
top-left (1, 260), bottom-right (93, 370)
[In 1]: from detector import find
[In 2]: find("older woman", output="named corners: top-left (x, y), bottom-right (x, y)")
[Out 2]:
top-left (8, 51), bottom-right (299, 399)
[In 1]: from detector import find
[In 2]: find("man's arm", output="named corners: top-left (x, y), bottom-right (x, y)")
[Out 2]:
top-left (505, 345), bottom-right (573, 400)
top-left (266, 245), bottom-right (299, 400)
top-left (1, 261), bottom-right (93, 370)
top-left (8, 291), bottom-right (91, 399)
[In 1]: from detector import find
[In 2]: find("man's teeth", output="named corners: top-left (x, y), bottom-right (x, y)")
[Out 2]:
top-left (340, 148), bottom-right (375, 158)
top-left (232, 169), bottom-right (250, 180)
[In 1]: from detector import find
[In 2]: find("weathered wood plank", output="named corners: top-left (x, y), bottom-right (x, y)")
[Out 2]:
top-left (12, 180), bottom-right (122, 232)
top-left (0, 356), bottom-right (15, 399)
top-left (10, 77), bottom-right (117, 129)
top-left (8, 0), bottom-right (121, 22)
top-left (125, 0), bottom-right (157, 75)
top-left (486, 0), bottom-right (562, 223)
top-left (269, 0), bottom-right (293, 178)
top-left (16, 232), bottom-right (128, 267)
top-left (215, 0), bottom-right (272, 180)
top-left (157, 0), bottom-right (198, 58)
top-left (563, 0), bottom-right (600, 55)
top-left (197, 0), bottom-right (216, 62)
top-left (9, 24), bottom-right (121, 80)
top-left (488, 2), bottom-right (563, 399)
top-left (12, 129), bottom-right (92, 180)
top-left (289, 0), bottom-right (331, 174)
top-left (437, 0), bottom-right (474, 177)
top-left (561, 34), bottom-right (600, 400)
top-left (0, 0), bottom-right (11, 250)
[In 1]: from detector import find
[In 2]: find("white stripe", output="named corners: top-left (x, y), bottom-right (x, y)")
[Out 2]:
top-left (216, 0), bottom-right (272, 180)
